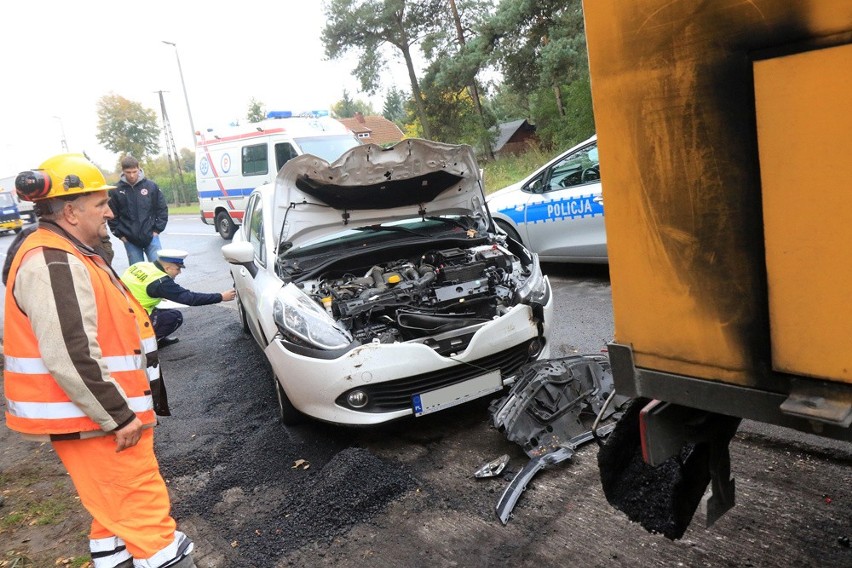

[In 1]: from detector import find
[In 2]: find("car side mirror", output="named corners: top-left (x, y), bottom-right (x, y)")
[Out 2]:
top-left (222, 241), bottom-right (258, 277)
top-left (526, 179), bottom-right (545, 194)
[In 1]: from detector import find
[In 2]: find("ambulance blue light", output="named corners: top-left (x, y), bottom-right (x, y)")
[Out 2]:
top-left (267, 110), bottom-right (293, 119)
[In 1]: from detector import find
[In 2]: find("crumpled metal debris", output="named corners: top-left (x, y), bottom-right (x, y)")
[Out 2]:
top-left (473, 454), bottom-right (510, 478)
top-left (488, 354), bottom-right (628, 524)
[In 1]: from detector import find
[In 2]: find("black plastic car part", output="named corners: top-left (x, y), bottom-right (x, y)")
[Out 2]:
top-left (489, 355), bottom-right (629, 524)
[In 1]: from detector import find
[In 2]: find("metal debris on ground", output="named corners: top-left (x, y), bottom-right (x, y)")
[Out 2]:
top-left (488, 355), bottom-right (628, 524)
top-left (473, 454), bottom-right (510, 478)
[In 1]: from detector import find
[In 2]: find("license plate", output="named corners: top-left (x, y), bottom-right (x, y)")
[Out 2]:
top-left (412, 370), bottom-right (503, 417)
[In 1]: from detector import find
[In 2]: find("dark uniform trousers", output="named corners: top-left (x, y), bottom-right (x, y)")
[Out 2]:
top-left (150, 307), bottom-right (183, 340)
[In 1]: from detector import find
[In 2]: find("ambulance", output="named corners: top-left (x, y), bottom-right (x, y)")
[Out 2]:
top-left (196, 111), bottom-right (361, 239)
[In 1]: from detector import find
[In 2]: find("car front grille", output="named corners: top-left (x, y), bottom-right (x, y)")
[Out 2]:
top-left (336, 339), bottom-right (539, 413)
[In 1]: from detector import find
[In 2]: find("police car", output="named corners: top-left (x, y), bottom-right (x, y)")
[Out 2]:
top-left (487, 134), bottom-right (607, 263)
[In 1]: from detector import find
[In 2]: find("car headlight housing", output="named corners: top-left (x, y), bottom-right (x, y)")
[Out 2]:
top-left (273, 283), bottom-right (353, 350)
top-left (514, 255), bottom-right (550, 305)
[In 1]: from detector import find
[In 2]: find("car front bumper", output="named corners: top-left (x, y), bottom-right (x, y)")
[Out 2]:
top-left (264, 278), bottom-right (554, 425)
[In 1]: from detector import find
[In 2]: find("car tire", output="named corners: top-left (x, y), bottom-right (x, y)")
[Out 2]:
top-left (13, 227), bottom-right (22, 234)
top-left (236, 297), bottom-right (250, 335)
top-left (496, 219), bottom-right (523, 245)
top-left (274, 374), bottom-right (303, 425)
top-left (216, 211), bottom-right (237, 240)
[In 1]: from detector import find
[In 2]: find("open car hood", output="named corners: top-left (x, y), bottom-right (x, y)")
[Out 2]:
top-left (272, 138), bottom-right (489, 248)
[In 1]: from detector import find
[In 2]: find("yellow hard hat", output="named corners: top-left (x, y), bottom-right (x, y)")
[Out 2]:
top-left (15, 153), bottom-right (115, 202)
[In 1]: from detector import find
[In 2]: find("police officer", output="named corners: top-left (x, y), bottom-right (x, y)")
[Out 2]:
top-left (3, 154), bottom-right (196, 567)
top-left (120, 249), bottom-right (236, 347)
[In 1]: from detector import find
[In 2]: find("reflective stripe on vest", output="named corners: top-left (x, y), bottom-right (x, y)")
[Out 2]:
top-left (7, 395), bottom-right (154, 420)
top-left (5, 354), bottom-right (145, 374)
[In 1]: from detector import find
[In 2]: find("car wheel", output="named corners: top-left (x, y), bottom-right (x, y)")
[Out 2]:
top-left (13, 227), bottom-right (22, 234)
top-left (496, 219), bottom-right (523, 245)
top-left (236, 297), bottom-right (250, 335)
top-left (274, 374), bottom-right (303, 425)
top-left (215, 211), bottom-right (237, 240)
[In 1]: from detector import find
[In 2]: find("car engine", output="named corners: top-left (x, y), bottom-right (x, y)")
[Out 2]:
top-left (297, 243), bottom-right (529, 345)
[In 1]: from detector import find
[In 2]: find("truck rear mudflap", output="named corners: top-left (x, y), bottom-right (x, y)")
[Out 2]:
top-left (598, 397), bottom-right (740, 540)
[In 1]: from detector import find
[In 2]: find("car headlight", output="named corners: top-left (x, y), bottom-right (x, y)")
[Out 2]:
top-left (515, 256), bottom-right (550, 305)
top-left (273, 283), bottom-right (352, 350)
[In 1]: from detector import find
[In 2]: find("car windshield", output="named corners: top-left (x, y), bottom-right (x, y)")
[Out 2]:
top-left (284, 216), bottom-right (481, 260)
top-left (295, 135), bottom-right (362, 162)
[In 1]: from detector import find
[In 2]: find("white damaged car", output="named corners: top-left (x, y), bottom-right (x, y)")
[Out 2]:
top-left (222, 139), bottom-right (554, 425)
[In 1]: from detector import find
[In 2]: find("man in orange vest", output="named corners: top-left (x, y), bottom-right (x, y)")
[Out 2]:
top-left (2, 154), bottom-right (196, 568)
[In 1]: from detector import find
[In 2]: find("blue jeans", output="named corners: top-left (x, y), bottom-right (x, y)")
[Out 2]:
top-left (123, 234), bottom-right (162, 265)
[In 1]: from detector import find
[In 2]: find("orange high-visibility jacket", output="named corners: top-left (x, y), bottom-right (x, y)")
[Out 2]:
top-left (4, 228), bottom-right (156, 436)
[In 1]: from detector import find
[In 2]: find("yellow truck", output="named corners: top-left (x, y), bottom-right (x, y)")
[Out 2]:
top-left (584, 0), bottom-right (852, 538)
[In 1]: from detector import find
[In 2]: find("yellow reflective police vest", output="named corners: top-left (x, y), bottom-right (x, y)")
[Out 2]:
top-left (121, 262), bottom-right (168, 314)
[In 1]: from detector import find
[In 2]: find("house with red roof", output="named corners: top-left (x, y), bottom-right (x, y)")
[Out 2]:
top-left (338, 113), bottom-right (405, 146)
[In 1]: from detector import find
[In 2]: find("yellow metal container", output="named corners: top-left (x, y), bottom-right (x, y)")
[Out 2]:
top-left (583, 0), bottom-right (852, 433)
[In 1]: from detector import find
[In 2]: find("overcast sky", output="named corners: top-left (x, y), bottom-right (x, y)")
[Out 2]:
top-left (0, 1), bottom-right (404, 176)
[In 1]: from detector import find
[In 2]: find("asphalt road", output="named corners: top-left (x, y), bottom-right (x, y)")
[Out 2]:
top-left (1, 217), bottom-right (849, 567)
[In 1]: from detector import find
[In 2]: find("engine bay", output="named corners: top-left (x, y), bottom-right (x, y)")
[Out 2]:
top-left (292, 241), bottom-right (532, 345)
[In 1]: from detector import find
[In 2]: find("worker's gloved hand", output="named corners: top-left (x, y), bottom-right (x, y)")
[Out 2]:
top-left (221, 289), bottom-right (236, 302)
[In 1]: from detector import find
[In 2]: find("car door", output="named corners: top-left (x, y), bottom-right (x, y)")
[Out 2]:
top-left (233, 193), bottom-right (266, 345)
top-left (522, 141), bottom-right (605, 261)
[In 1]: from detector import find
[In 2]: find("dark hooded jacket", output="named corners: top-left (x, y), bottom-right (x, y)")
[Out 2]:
top-left (107, 169), bottom-right (168, 248)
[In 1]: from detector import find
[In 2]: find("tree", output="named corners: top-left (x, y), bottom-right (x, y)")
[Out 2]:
top-left (486, 86), bottom-right (532, 124)
top-left (424, 0), bottom-right (496, 157)
top-left (476, 0), bottom-right (588, 114)
top-left (528, 76), bottom-right (594, 149)
top-left (331, 90), bottom-right (376, 118)
top-left (247, 98), bottom-right (266, 123)
top-left (413, 67), bottom-right (489, 151)
top-left (382, 86), bottom-right (407, 125)
top-left (96, 94), bottom-right (161, 162)
top-left (179, 148), bottom-right (195, 173)
top-left (468, 0), bottom-right (593, 150)
top-left (322, 0), bottom-right (447, 139)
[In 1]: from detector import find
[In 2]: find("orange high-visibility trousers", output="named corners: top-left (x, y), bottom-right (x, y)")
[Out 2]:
top-left (52, 428), bottom-right (185, 564)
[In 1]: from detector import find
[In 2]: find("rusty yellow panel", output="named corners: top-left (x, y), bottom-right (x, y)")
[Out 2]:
top-left (583, 1), bottom-right (761, 385)
top-left (755, 43), bottom-right (852, 383)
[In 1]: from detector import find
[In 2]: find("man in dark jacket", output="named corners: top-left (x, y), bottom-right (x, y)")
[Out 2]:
top-left (120, 249), bottom-right (236, 347)
top-left (108, 155), bottom-right (168, 264)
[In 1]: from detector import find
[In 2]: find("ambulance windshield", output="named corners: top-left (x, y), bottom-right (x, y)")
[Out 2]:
top-left (295, 135), bottom-right (361, 163)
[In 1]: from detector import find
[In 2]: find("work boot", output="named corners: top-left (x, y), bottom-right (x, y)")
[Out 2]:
top-left (158, 336), bottom-right (180, 348)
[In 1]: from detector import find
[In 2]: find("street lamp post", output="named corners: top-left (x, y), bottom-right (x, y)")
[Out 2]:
top-left (162, 41), bottom-right (197, 144)
top-left (52, 116), bottom-right (69, 152)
